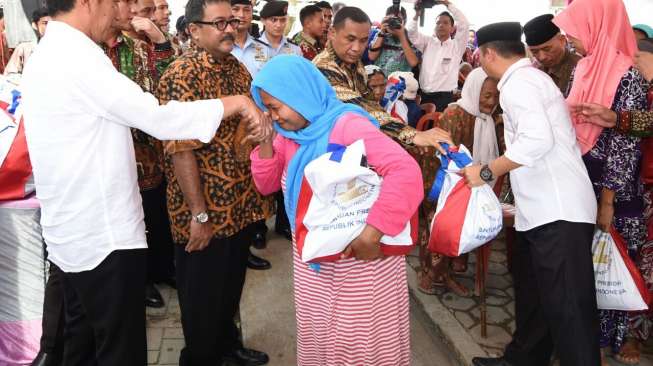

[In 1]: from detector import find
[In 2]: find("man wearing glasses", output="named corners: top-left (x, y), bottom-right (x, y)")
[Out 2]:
top-left (156, 0), bottom-right (272, 365)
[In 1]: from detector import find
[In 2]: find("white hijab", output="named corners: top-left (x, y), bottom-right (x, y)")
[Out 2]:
top-left (455, 68), bottom-right (499, 166)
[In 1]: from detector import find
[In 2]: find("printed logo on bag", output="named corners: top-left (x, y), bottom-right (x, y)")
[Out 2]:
top-left (333, 178), bottom-right (376, 210)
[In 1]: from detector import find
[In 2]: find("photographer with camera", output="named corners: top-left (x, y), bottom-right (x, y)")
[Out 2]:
top-left (408, 0), bottom-right (469, 112)
top-left (367, 5), bottom-right (420, 76)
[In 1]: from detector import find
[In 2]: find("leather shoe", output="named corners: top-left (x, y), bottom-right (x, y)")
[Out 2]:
top-left (252, 232), bottom-right (267, 250)
top-left (31, 351), bottom-right (61, 366)
top-left (157, 276), bottom-right (177, 290)
top-left (223, 348), bottom-right (269, 366)
top-left (145, 283), bottom-right (165, 308)
top-left (472, 357), bottom-right (513, 366)
top-left (247, 252), bottom-right (271, 270)
top-left (275, 226), bottom-right (292, 241)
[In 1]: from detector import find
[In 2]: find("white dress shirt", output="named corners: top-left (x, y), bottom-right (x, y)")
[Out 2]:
top-left (407, 4), bottom-right (469, 93)
top-left (499, 58), bottom-right (597, 232)
top-left (21, 21), bottom-right (225, 272)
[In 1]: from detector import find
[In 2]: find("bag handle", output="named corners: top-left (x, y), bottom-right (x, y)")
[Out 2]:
top-left (427, 143), bottom-right (472, 202)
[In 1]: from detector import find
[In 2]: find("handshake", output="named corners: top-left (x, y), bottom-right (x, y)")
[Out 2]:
top-left (238, 96), bottom-right (276, 144)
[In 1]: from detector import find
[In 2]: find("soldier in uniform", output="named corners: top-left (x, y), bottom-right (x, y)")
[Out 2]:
top-left (258, 1), bottom-right (302, 58)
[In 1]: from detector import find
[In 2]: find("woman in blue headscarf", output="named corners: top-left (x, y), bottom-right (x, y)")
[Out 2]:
top-left (634, 24), bottom-right (653, 40)
top-left (249, 55), bottom-right (425, 365)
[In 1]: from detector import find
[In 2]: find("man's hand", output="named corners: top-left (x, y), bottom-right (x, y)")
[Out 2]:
top-left (460, 164), bottom-right (485, 187)
top-left (570, 103), bottom-right (617, 128)
top-left (186, 220), bottom-right (213, 252)
top-left (341, 225), bottom-right (384, 261)
top-left (131, 16), bottom-right (166, 44)
top-left (412, 127), bottom-right (453, 155)
top-left (596, 202), bottom-right (614, 233)
top-left (635, 51), bottom-right (653, 82)
top-left (244, 111), bottom-right (275, 143)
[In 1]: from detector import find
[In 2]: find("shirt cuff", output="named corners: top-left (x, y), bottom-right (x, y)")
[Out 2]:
top-left (504, 148), bottom-right (534, 168)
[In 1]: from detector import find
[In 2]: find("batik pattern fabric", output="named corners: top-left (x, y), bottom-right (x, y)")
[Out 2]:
top-left (371, 33), bottom-right (421, 77)
top-left (312, 44), bottom-right (418, 146)
top-left (584, 67), bottom-right (649, 352)
top-left (538, 48), bottom-right (580, 98)
top-left (104, 35), bottom-right (176, 191)
top-left (156, 48), bottom-right (272, 243)
top-left (291, 31), bottom-right (323, 61)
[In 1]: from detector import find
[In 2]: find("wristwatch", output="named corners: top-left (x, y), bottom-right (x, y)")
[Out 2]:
top-left (193, 211), bottom-right (209, 224)
top-left (480, 165), bottom-right (494, 183)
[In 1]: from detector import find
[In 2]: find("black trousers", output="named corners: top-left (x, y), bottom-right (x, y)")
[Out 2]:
top-left (38, 262), bottom-right (65, 361)
top-left (503, 221), bottom-right (600, 366)
top-left (141, 184), bottom-right (175, 283)
top-left (419, 91), bottom-right (455, 112)
top-left (61, 249), bottom-right (147, 366)
top-left (175, 224), bottom-right (254, 366)
top-left (274, 191), bottom-right (290, 232)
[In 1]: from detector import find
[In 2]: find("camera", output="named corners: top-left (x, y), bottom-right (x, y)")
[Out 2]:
top-left (385, 16), bottom-right (403, 30)
top-left (416, 0), bottom-right (441, 10)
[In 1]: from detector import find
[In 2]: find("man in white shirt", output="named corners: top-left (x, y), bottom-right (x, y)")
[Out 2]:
top-left (20, 0), bottom-right (269, 363)
top-left (408, 0), bottom-right (469, 111)
top-left (461, 23), bottom-right (600, 366)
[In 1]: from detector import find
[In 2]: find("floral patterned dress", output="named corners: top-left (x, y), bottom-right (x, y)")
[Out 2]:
top-left (583, 67), bottom-right (650, 352)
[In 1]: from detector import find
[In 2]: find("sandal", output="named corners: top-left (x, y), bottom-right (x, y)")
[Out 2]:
top-left (451, 259), bottom-right (468, 274)
top-left (417, 271), bottom-right (442, 295)
top-left (615, 339), bottom-right (641, 365)
top-left (434, 274), bottom-right (471, 298)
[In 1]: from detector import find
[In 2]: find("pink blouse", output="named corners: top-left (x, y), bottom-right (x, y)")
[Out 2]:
top-left (250, 112), bottom-right (424, 243)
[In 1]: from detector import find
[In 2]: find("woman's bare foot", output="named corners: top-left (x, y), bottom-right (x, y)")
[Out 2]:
top-left (615, 339), bottom-right (641, 365)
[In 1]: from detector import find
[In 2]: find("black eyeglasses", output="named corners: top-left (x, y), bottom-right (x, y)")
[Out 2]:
top-left (193, 18), bottom-right (241, 31)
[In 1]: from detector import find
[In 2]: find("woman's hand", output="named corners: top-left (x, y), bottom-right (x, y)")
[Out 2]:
top-left (635, 51), bottom-right (653, 82)
top-left (341, 225), bottom-right (384, 261)
top-left (570, 103), bottom-right (617, 128)
top-left (597, 202), bottom-right (614, 233)
top-left (412, 127), bottom-right (454, 155)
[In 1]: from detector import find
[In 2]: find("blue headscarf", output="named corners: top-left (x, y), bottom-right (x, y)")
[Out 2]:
top-left (634, 24), bottom-right (653, 38)
top-left (251, 55), bottom-right (380, 232)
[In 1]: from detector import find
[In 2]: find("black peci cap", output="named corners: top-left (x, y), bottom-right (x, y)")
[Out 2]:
top-left (523, 14), bottom-right (560, 46)
top-left (260, 1), bottom-right (289, 18)
top-left (476, 22), bottom-right (523, 47)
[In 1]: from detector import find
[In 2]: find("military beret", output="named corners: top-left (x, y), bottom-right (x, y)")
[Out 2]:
top-left (230, 0), bottom-right (252, 6)
top-left (477, 22), bottom-right (523, 48)
top-left (260, 1), bottom-right (289, 18)
top-left (523, 14), bottom-right (560, 46)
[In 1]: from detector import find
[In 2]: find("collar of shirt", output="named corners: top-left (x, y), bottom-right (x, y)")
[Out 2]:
top-left (234, 33), bottom-right (256, 51)
top-left (498, 58), bottom-right (533, 91)
top-left (547, 49), bottom-right (578, 80)
top-left (48, 21), bottom-right (104, 54)
top-left (260, 31), bottom-right (288, 53)
top-left (300, 31), bottom-right (318, 47)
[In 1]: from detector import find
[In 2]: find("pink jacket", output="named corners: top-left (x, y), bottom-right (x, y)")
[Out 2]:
top-left (250, 112), bottom-right (424, 256)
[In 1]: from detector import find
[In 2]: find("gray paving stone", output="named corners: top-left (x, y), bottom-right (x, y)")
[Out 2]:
top-left (488, 262), bottom-right (508, 276)
top-left (470, 305), bottom-right (512, 325)
top-left (441, 293), bottom-right (476, 311)
top-left (470, 324), bottom-right (512, 349)
top-left (486, 274), bottom-right (512, 290)
top-left (489, 251), bottom-right (507, 263)
top-left (506, 301), bottom-right (515, 317)
top-left (455, 311), bottom-right (476, 329)
top-left (163, 327), bottom-right (184, 340)
top-left (486, 295), bottom-right (511, 307)
top-left (158, 339), bottom-right (184, 365)
top-left (147, 327), bottom-right (163, 351)
top-left (147, 350), bottom-right (159, 365)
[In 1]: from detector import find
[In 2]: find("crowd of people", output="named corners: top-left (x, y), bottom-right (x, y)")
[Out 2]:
top-left (1, 0), bottom-right (653, 365)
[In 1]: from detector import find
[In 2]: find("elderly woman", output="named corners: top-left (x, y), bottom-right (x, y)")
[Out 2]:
top-left (249, 55), bottom-right (428, 366)
top-left (556, 0), bottom-right (651, 364)
top-left (418, 67), bottom-right (503, 297)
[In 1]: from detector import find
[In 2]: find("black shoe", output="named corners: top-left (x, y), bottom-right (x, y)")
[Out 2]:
top-left (274, 226), bottom-right (292, 241)
top-left (223, 348), bottom-right (269, 366)
top-left (252, 232), bottom-right (267, 250)
top-left (472, 357), bottom-right (513, 366)
top-left (247, 252), bottom-right (271, 270)
top-left (145, 283), bottom-right (165, 308)
top-left (157, 276), bottom-right (177, 290)
top-left (31, 351), bottom-right (61, 366)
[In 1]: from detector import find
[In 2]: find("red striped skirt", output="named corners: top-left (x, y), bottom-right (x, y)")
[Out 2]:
top-left (292, 246), bottom-right (411, 366)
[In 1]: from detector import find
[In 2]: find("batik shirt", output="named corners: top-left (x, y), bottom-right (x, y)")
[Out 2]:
top-left (104, 35), bottom-right (176, 191)
top-left (156, 48), bottom-right (273, 243)
top-left (535, 48), bottom-right (580, 98)
top-left (312, 43), bottom-right (418, 146)
top-left (291, 31), bottom-right (323, 61)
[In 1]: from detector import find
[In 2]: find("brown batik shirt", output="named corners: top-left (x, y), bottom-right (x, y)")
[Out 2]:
top-left (156, 48), bottom-right (273, 243)
top-left (538, 49), bottom-right (580, 98)
top-left (312, 43), bottom-right (419, 146)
